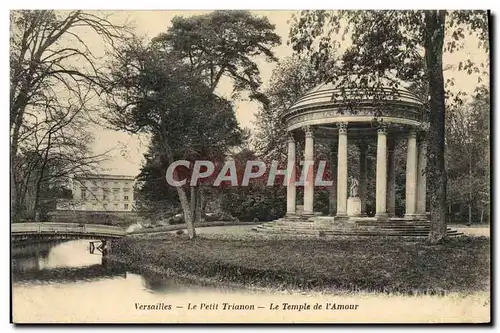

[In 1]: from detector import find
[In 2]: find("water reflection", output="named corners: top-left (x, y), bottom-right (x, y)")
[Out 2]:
top-left (11, 238), bottom-right (261, 323)
top-left (11, 239), bottom-right (223, 291)
top-left (11, 237), bottom-right (245, 322)
top-left (12, 240), bottom-right (126, 284)
top-left (13, 263), bottom-right (128, 283)
top-left (12, 241), bottom-right (53, 272)
top-left (139, 273), bottom-right (198, 294)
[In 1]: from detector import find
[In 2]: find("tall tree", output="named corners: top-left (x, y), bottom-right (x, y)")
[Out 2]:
top-left (152, 10), bottom-right (281, 97)
top-left (147, 10), bottom-right (281, 221)
top-left (104, 41), bottom-right (243, 239)
top-left (10, 10), bottom-right (129, 219)
top-left (15, 97), bottom-right (107, 221)
top-left (446, 85), bottom-right (490, 224)
top-left (290, 10), bottom-right (489, 243)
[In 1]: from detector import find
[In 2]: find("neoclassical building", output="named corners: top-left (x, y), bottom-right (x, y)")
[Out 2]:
top-left (282, 79), bottom-right (428, 221)
top-left (56, 174), bottom-right (136, 212)
top-left (253, 78), bottom-right (463, 236)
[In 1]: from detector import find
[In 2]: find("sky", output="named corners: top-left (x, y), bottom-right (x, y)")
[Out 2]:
top-left (91, 10), bottom-right (489, 177)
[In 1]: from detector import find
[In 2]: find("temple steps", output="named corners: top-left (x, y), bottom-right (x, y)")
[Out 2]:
top-left (252, 218), bottom-right (463, 238)
top-left (252, 227), bottom-right (463, 237)
top-left (254, 224), bottom-right (456, 231)
top-left (270, 222), bottom-right (450, 229)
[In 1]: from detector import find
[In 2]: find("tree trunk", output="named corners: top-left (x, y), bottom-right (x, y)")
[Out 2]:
top-left (178, 186), bottom-right (196, 239)
top-left (468, 149), bottom-right (472, 226)
top-left (10, 118), bottom-right (23, 221)
top-left (10, 161), bottom-right (18, 221)
top-left (424, 10), bottom-right (448, 244)
top-left (33, 171), bottom-right (45, 222)
top-left (164, 140), bottom-right (196, 239)
top-left (195, 186), bottom-right (203, 222)
top-left (167, 156), bottom-right (196, 239)
top-left (190, 186), bottom-right (196, 223)
top-left (11, 86), bottom-right (39, 222)
top-left (33, 133), bottom-right (52, 222)
top-left (202, 195), bottom-right (208, 214)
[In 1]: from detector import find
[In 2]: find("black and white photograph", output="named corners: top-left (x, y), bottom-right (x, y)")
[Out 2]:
top-left (8, 8), bottom-right (491, 324)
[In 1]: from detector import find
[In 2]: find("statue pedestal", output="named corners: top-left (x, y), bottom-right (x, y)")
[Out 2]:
top-left (347, 197), bottom-right (362, 217)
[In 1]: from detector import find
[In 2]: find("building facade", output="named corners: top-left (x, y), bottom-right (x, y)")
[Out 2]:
top-left (57, 174), bottom-right (136, 212)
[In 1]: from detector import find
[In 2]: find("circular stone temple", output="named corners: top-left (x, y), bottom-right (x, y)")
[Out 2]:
top-left (254, 78), bottom-right (461, 237)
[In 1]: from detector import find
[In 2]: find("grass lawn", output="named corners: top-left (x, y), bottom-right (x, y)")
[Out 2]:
top-left (112, 235), bottom-right (490, 295)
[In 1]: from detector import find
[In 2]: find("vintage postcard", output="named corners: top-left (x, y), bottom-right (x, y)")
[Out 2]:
top-left (10, 9), bottom-right (491, 324)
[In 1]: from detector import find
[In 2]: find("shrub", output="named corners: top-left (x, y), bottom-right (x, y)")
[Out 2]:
top-left (168, 215), bottom-right (185, 225)
top-left (220, 185), bottom-right (286, 222)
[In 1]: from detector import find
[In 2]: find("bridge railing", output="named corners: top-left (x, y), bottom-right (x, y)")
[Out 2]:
top-left (11, 222), bottom-right (125, 237)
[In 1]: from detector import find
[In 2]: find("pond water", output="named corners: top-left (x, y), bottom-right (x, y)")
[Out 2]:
top-left (11, 239), bottom-right (252, 323)
top-left (11, 239), bottom-right (489, 323)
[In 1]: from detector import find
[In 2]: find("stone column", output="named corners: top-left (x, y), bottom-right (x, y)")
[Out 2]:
top-left (303, 126), bottom-right (315, 215)
top-left (386, 137), bottom-right (396, 217)
top-left (336, 122), bottom-right (348, 217)
top-left (416, 138), bottom-right (428, 218)
top-left (329, 141), bottom-right (338, 216)
top-left (375, 125), bottom-right (388, 219)
top-left (286, 134), bottom-right (296, 216)
top-left (358, 140), bottom-right (368, 216)
top-left (405, 130), bottom-right (418, 218)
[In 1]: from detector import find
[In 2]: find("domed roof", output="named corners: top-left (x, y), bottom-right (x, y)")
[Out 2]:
top-left (281, 75), bottom-right (426, 131)
top-left (288, 75), bottom-right (422, 113)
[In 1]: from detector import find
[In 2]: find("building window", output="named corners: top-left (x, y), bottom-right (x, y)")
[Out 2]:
top-left (103, 188), bottom-right (109, 200)
top-left (89, 187), bottom-right (98, 201)
top-left (124, 204), bottom-right (129, 210)
top-left (123, 188), bottom-right (130, 201)
top-left (113, 188), bottom-right (120, 201)
top-left (80, 188), bottom-right (86, 200)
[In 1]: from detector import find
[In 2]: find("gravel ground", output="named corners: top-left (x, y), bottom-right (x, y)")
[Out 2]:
top-left (453, 227), bottom-right (490, 237)
top-left (143, 223), bottom-right (490, 241)
top-left (185, 224), bottom-right (491, 238)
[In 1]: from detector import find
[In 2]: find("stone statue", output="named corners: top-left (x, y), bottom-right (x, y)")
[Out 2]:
top-left (349, 177), bottom-right (359, 197)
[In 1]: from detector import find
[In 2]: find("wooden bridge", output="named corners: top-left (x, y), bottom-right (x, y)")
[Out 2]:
top-left (11, 222), bottom-right (126, 242)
